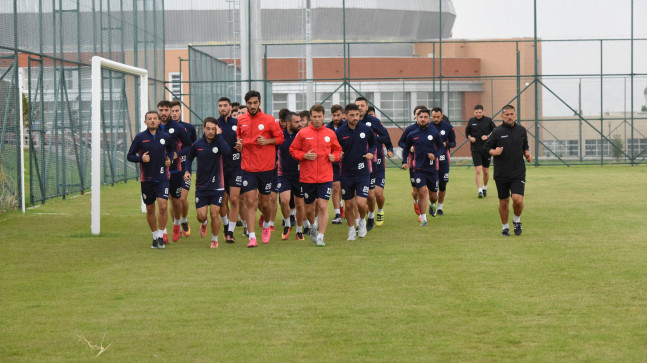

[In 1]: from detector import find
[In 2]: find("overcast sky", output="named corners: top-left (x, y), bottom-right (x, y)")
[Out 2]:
top-left (451, 0), bottom-right (647, 40)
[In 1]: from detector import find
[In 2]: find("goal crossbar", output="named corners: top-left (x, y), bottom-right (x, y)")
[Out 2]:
top-left (91, 56), bottom-right (148, 235)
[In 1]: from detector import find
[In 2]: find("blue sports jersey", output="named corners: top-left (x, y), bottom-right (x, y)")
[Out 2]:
top-left (432, 119), bottom-right (456, 163)
top-left (127, 129), bottom-right (175, 182)
top-left (183, 134), bottom-right (232, 193)
top-left (277, 129), bottom-right (300, 180)
top-left (361, 114), bottom-right (393, 174)
top-left (178, 120), bottom-right (197, 171)
top-left (217, 115), bottom-right (241, 170)
top-left (335, 122), bottom-right (376, 176)
top-left (326, 121), bottom-right (344, 170)
top-left (398, 122), bottom-right (418, 167)
top-left (404, 124), bottom-right (443, 173)
top-left (158, 119), bottom-right (193, 174)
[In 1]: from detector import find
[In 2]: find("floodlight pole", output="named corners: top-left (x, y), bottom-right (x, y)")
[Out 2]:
top-left (91, 56), bottom-right (148, 235)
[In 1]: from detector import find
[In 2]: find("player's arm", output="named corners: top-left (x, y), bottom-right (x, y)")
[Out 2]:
top-left (433, 131), bottom-right (443, 160)
top-left (371, 119), bottom-right (391, 145)
top-left (367, 131), bottom-right (377, 157)
top-left (126, 136), bottom-right (142, 163)
top-left (401, 135), bottom-right (413, 168)
top-left (523, 130), bottom-right (532, 162)
top-left (176, 126), bottom-right (193, 159)
top-left (330, 134), bottom-right (343, 162)
top-left (183, 144), bottom-right (197, 176)
top-left (485, 131), bottom-right (502, 156)
top-left (447, 127), bottom-right (457, 149)
top-left (217, 133), bottom-right (232, 157)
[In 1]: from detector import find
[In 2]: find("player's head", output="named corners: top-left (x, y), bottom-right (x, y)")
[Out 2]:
top-left (238, 105), bottom-right (248, 116)
top-left (416, 108), bottom-right (431, 127)
top-left (330, 104), bottom-right (344, 125)
top-left (474, 104), bottom-right (484, 119)
top-left (244, 90), bottom-right (261, 116)
top-left (285, 111), bottom-right (300, 133)
top-left (218, 97), bottom-right (232, 118)
top-left (354, 97), bottom-right (369, 117)
top-left (170, 99), bottom-right (182, 121)
top-left (203, 116), bottom-right (219, 141)
top-left (156, 100), bottom-right (172, 123)
top-left (298, 110), bottom-right (310, 128)
top-left (367, 105), bottom-right (376, 117)
top-left (309, 104), bottom-right (325, 128)
top-left (345, 103), bottom-right (360, 128)
top-left (145, 110), bottom-right (160, 130)
top-left (501, 104), bottom-right (516, 126)
top-left (278, 108), bottom-right (290, 129)
top-left (431, 107), bottom-right (443, 125)
top-left (413, 105), bottom-right (427, 120)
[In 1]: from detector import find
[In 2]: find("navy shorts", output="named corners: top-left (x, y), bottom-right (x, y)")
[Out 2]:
top-left (409, 168), bottom-right (416, 188)
top-left (495, 179), bottom-right (525, 199)
top-left (195, 190), bottom-right (224, 209)
top-left (413, 171), bottom-right (438, 193)
top-left (370, 169), bottom-right (386, 190)
top-left (301, 181), bottom-right (332, 204)
top-left (169, 172), bottom-right (184, 199)
top-left (241, 170), bottom-right (274, 195)
top-left (271, 168), bottom-right (279, 193)
top-left (438, 161), bottom-right (450, 183)
top-left (471, 150), bottom-right (491, 168)
top-left (223, 167), bottom-right (243, 194)
top-left (277, 175), bottom-right (303, 198)
top-left (181, 158), bottom-right (191, 191)
top-left (332, 163), bottom-right (341, 182)
top-left (141, 181), bottom-right (169, 205)
top-left (340, 174), bottom-right (370, 201)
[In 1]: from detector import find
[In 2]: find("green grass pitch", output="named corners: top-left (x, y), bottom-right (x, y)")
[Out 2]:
top-left (1, 165), bottom-right (646, 361)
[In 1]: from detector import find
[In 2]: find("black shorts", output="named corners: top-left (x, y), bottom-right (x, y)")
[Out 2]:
top-left (223, 168), bottom-right (243, 194)
top-left (195, 190), bottom-right (224, 208)
top-left (301, 182), bottom-right (332, 204)
top-left (241, 170), bottom-right (274, 195)
top-left (141, 181), bottom-right (169, 205)
top-left (495, 179), bottom-right (525, 199)
top-left (277, 176), bottom-right (303, 198)
top-left (413, 171), bottom-right (438, 193)
top-left (169, 173), bottom-right (184, 199)
top-left (471, 150), bottom-right (491, 168)
top-left (340, 174), bottom-right (370, 200)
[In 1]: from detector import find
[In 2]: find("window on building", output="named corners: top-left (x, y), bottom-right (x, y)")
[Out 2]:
top-left (585, 139), bottom-right (611, 157)
top-left (295, 93), bottom-right (307, 113)
top-left (543, 139), bottom-right (578, 157)
top-left (272, 93), bottom-right (288, 119)
top-left (416, 91), bottom-right (462, 123)
top-left (628, 138), bottom-right (647, 156)
top-left (380, 92), bottom-right (409, 126)
top-left (315, 92), bottom-right (333, 111)
top-left (168, 72), bottom-right (182, 101)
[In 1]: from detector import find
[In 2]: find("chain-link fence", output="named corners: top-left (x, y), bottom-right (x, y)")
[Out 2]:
top-left (185, 37), bottom-right (647, 167)
top-left (0, 0), bottom-right (165, 211)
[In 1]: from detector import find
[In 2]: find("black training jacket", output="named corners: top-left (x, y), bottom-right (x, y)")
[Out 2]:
top-left (484, 122), bottom-right (529, 181)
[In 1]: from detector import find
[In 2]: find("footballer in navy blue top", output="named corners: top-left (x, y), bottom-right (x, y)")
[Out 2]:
top-left (181, 117), bottom-right (232, 247)
top-left (402, 108), bottom-right (443, 225)
top-left (216, 97), bottom-right (243, 243)
top-left (335, 103), bottom-right (376, 238)
top-left (127, 110), bottom-right (176, 248)
top-left (326, 104), bottom-right (346, 224)
top-left (431, 108), bottom-right (456, 215)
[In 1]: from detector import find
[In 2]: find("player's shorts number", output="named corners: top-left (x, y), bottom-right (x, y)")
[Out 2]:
top-left (358, 162), bottom-right (364, 170)
top-left (232, 153), bottom-right (240, 161)
top-left (439, 155), bottom-right (446, 161)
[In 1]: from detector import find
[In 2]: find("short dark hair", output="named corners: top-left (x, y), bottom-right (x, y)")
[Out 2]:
top-left (231, 102), bottom-right (240, 108)
top-left (278, 108), bottom-right (290, 121)
top-left (355, 96), bottom-right (368, 104)
top-left (330, 104), bottom-right (343, 114)
top-left (170, 99), bottom-right (181, 108)
top-left (203, 116), bottom-right (218, 127)
top-left (145, 110), bottom-right (159, 119)
top-left (285, 111), bottom-right (299, 121)
top-left (474, 104), bottom-right (484, 110)
top-left (244, 90), bottom-right (261, 102)
top-left (417, 108), bottom-right (431, 116)
top-left (502, 104), bottom-right (515, 112)
top-left (298, 110), bottom-right (310, 120)
top-left (218, 97), bottom-right (231, 104)
top-left (157, 100), bottom-right (172, 108)
top-left (345, 103), bottom-right (359, 113)
top-left (310, 104), bottom-right (325, 115)
top-left (367, 105), bottom-right (376, 113)
top-left (238, 105), bottom-right (247, 110)
top-left (431, 107), bottom-right (443, 114)
top-left (413, 105), bottom-right (427, 116)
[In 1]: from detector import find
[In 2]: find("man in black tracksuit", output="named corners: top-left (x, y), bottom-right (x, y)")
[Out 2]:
top-left (484, 104), bottom-right (532, 237)
top-left (466, 104), bottom-right (496, 198)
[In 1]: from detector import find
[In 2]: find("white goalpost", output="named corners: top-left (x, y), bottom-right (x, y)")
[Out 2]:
top-left (91, 56), bottom-right (148, 235)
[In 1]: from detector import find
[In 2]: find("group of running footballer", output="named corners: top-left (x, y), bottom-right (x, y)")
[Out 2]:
top-left (127, 90), bottom-right (532, 249)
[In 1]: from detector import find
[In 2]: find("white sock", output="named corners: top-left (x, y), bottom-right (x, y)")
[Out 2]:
top-left (296, 225), bottom-right (303, 233)
top-left (201, 220), bottom-right (208, 226)
top-left (437, 203), bottom-right (443, 210)
top-left (355, 218), bottom-right (360, 226)
top-left (478, 188), bottom-right (483, 193)
top-left (420, 213), bottom-right (427, 222)
top-left (367, 211), bottom-right (375, 219)
top-left (502, 223), bottom-right (510, 230)
top-left (513, 215), bottom-right (521, 223)
top-left (221, 216), bottom-right (229, 225)
top-left (174, 219), bottom-right (181, 225)
top-left (290, 209), bottom-right (296, 216)
top-left (249, 232), bottom-right (256, 240)
top-left (284, 218), bottom-right (291, 227)
top-left (334, 208), bottom-right (340, 214)
top-left (414, 199), bottom-right (418, 204)
top-left (180, 217), bottom-right (188, 223)
top-left (162, 228), bottom-right (167, 234)
top-left (263, 221), bottom-right (270, 229)
top-left (317, 233), bottom-right (324, 240)
top-left (156, 229), bottom-right (162, 238)
top-left (228, 221), bottom-right (236, 233)
top-left (349, 226), bottom-right (356, 233)
top-left (340, 201), bottom-right (344, 207)
top-left (483, 186), bottom-right (487, 190)
top-left (269, 221), bottom-right (274, 227)
top-left (152, 231), bottom-right (158, 239)
top-left (242, 220), bottom-right (247, 228)
top-left (304, 220), bottom-right (310, 228)
top-left (212, 234), bottom-right (218, 241)
top-left (377, 208), bottom-right (383, 213)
